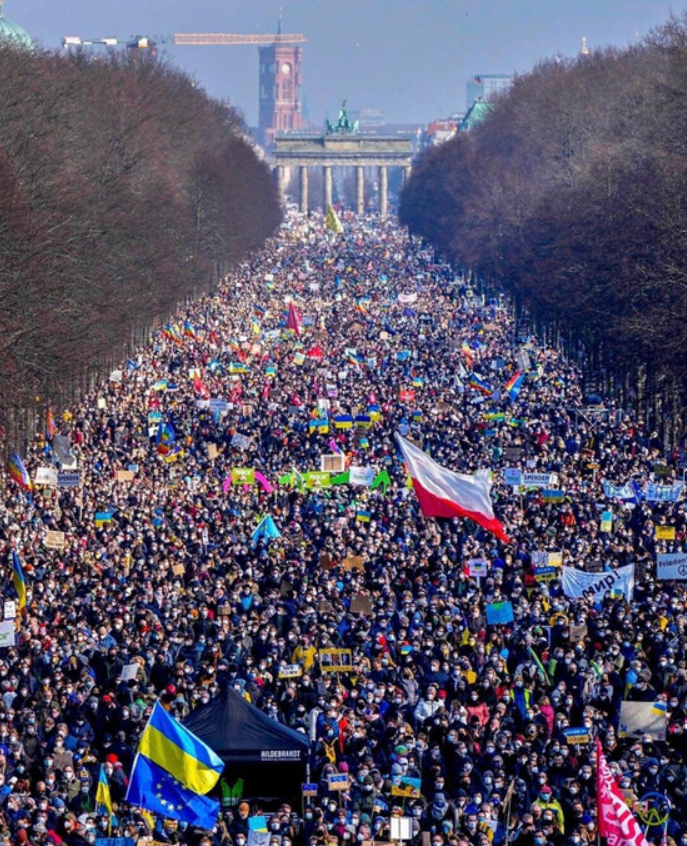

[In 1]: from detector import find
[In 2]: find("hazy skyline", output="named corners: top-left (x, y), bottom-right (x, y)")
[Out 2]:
top-left (6, 0), bottom-right (680, 126)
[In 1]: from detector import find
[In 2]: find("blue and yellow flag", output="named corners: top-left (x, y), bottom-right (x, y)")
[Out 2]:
top-left (95, 764), bottom-right (113, 827)
top-left (126, 754), bottom-right (220, 830)
top-left (11, 550), bottom-right (26, 611)
top-left (95, 511), bottom-right (114, 528)
top-left (138, 701), bottom-right (224, 795)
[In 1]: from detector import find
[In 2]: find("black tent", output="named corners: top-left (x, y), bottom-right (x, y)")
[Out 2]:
top-left (184, 686), bottom-right (310, 804)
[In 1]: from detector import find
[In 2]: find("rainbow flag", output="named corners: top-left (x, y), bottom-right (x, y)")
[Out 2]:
top-left (8, 453), bottom-right (32, 491)
top-left (163, 324), bottom-right (184, 345)
top-left (11, 550), bottom-right (26, 611)
top-left (46, 408), bottom-right (56, 440)
top-left (183, 321), bottom-right (197, 339)
top-left (505, 370), bottom-right (525, 401)
top-left (468, 375), bottom-right (493, 396)
top-left (461, 343), bottom-right (474, 366)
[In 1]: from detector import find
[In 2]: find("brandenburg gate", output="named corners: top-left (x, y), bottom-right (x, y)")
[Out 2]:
top-left (273, 104), bottom-right (414, 219)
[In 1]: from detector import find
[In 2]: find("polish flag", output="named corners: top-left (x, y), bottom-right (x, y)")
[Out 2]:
top-left (396, 433), bottom-right (510, 543)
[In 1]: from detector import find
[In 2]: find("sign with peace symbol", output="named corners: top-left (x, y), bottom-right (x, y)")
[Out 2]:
top-left (637, 793), bottom-right (671, 827)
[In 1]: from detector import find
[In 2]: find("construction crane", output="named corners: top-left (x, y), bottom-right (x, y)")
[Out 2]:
top-left (62, 33), bottom-right (307, 50)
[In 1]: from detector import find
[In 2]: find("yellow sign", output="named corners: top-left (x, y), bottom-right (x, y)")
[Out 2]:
top-left (655, 526), bottom-right (676, 540)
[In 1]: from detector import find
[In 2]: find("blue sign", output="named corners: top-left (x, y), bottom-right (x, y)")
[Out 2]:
top-left (485, 601), bottom-right (515, 625)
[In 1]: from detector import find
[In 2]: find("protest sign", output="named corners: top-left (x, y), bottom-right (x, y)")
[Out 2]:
top-left (304, 471), bottom-right (331, 490)
top-left (34, 466), bottom-right (58, 487)
top-left (232, 467), bottom-right (255, 485)
top-left (120, 664), bottom-right (139, 682)
top-left (44, 530), bottom-right (66, 550)
top-left (343, 555), bottom-right (364, 572)
top-left (485, 601), bottom-right (514, 625)
top-left (619, 701), bottom-right (667, 740)
top-left (116, 470), bottom-right (135, 482)
top-left (504, 468), bottom-right (523, 487)
top-left (655, 526), bottom-right (676, 540)
top-left (564, 727), bottom-right (591, 744)
top-left (349, 466), bottom-right (375, 486)
top-left (319, 649), bottom-right (354, 673)
top-left (302, 783), bottom-right (319, 797)
top-left (3, 601), bottom-right (16, 621)
top-left (469, 559), bottom-right (488, 577)
top-left (278, 664), bottom-right (303, 679)
top-left (231, 433), bottom-right (253, 450)
top-left (207, 443), bottom-right (219, 461)
top-left (0, 621), bottom-right (15, 648)
top-left (349, 595), bottom-right (374, 615)
top-left (561, 564), bottom-right (634, 600)
top-left (57, 471), bottom-right (81, 488)
top-left (321, 454), bottom-right (345, 473)
top-left (327, 773), bottom-right (350, 791)
top-left (522, 472), bottom-right (557, 488)
top-left (656, 551), bottom-right (687, 580)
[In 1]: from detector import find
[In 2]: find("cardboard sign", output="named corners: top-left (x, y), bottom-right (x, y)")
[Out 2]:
top-left (319, 649), bottom-right (353, 673)
top-left (302, 783), bottom-right (319, 797)
top-left (207, 444), bottom-right (219, 461)
top-left (44, 530), bottom-right (66, 550)
top-left (569, 624), bottom-right (588, 644)
top-left (343, 555), bottom-right (364, 572)
top-left (321, 454), bottom-right (345, 473)
top-left (172, 563), bottom-right (185, 576)
top-left (319, 552), bottom-right (335, 571)
top-left (349, 595), bottom-right (374, 615)
top-left (504, 446), bottom-right (522, 462)
top-left (116, 470), bottom-right (135, 482)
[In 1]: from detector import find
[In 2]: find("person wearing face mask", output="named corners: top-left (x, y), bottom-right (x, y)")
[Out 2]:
top-left (414, 686), bottom-right (443, 728)
top-left (535, 787), bottom-right (565, 834)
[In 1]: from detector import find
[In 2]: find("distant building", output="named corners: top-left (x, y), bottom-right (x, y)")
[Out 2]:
top-left (466, 74), bottom-right (512, 108)
top-left (349, 108), bottom-right (387, 129)
top-left (258, 42), bottom-right (304, 149)
top-left (0, 2), bottom-right (33, 49)
top-left (460, 100), bottom-right (491, 131)
top-left (423, 117), bottom-right (460, 148)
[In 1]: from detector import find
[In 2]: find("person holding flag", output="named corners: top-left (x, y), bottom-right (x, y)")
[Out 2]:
top-left (126, 700), bottom-right (224, 830)
top-left (11, 549), bottom-right (27, 612)
top-left (95, 764), bottom-right (114, 833)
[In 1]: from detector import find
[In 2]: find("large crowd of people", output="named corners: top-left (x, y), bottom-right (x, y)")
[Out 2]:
top-left (1, 212), bottom-right (685, 846)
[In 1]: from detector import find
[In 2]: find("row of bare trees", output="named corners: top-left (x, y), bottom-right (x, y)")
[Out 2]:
top-left (0, 44), bottom-right (281, 447)
top-left (400, 13), bottom-right (687, 445)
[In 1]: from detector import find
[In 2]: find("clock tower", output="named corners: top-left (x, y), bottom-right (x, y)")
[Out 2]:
top-left (258, 41), bottom-right (303, 149)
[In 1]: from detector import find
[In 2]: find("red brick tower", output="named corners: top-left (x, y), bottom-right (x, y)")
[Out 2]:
top-left (258, 40), bottom-right (303, 149)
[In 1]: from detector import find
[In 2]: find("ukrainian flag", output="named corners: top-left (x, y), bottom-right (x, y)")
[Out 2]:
top-left (356, 510), bottom-right (372, 523)
top-left (126, 754), bottom-right (220, 830)
top-left (11, 551), bottom-right (26, 611)
top-left (95, 511), bottom-right (114, 528)
top-left (95, 764), bottom-right (113, 826)
top-left (138, 701), bottom-right (224, 795)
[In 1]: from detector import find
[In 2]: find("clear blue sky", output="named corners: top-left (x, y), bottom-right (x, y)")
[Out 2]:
top-left (7, 0), bottom-right (679, 125)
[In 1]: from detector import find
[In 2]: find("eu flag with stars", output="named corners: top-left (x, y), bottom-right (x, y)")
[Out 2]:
top-left (126, 754), bottom-right (220, 830)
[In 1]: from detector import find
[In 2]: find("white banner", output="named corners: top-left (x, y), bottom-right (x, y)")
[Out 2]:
top-left (561, 564), bottom-right (634, 601)
top-left (656, 551), bottom-right (687, 580)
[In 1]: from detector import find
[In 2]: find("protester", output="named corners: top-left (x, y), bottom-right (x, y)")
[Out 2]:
top-left (0, 211), bottom-right (684, 846)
